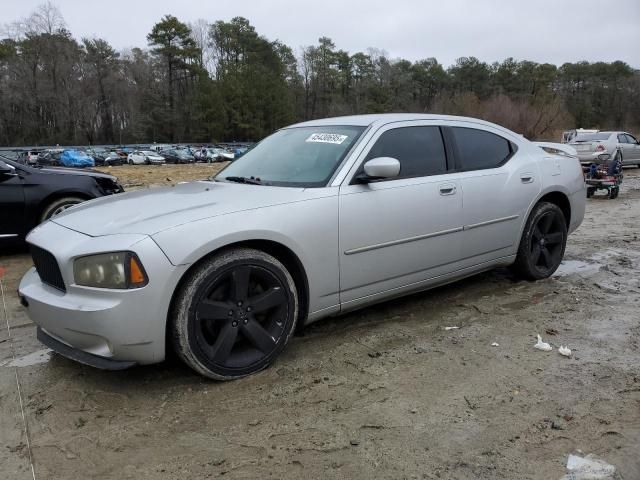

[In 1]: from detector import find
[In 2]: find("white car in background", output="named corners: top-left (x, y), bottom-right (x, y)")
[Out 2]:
top-left (127, 150), bottom-right (166, 165)
top-left (569, 131), bottom-right (640, 166)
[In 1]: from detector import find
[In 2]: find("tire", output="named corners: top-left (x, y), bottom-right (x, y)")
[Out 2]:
top-left (171, 248), bottom-right (299, 380)
top-left (586, 187), bottom-right (596, 198)
top-left (511, 202), bottom-right (568, 280)
top-left (128, 159), bottom-right (133, 165)
top-left (40, 196), bottom-right (85, 222)
top-left (609, 187), bottom-right (619, 199)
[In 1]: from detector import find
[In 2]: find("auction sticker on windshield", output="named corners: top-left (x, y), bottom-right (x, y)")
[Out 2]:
top-left (306, 133), bottom-right (348, 144)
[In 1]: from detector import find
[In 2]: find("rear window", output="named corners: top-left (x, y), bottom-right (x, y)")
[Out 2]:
top-left (574, 133), bottom-right (611, 141)
top-left (451, 127), bottom-right (514, 171)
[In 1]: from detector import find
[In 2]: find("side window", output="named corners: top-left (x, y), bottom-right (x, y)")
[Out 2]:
top-left (451, 127), bottom-right (514, 171)
top-left (626, 134), bottom-right (638, 144)
top-left (617, 134), bottom-right (627, 143)
top-left (364, 126), bottom-right (447, 179)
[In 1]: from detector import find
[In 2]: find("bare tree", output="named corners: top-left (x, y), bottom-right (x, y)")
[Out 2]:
top-left (189, 19), bottom-right (215, 75)
top-left (27, 1), bottom-right (66, 34)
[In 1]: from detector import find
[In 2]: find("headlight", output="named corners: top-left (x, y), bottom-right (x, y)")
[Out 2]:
top-left (73, 252), bottom-right (148, 289)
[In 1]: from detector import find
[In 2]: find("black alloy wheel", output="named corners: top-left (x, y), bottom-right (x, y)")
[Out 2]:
top-left (172, 248), bottom-right (298, 380)
top-left (529, 211), bottom-right (565, 274)
top-left (512, 202), bottom-right (567, 280)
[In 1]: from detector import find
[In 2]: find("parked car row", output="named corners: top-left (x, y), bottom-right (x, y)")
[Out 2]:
top-left (5, 143), bottom-right (248, 169)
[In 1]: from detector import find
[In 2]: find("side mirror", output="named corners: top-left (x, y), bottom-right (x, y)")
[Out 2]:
top-left (0, 160), bottom-right (16, 175)
top-left (357, 157), bottom-right (401, 183)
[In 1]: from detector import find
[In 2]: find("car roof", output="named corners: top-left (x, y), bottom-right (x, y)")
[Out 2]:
top-left (287, 113), bottom-right (507, 129)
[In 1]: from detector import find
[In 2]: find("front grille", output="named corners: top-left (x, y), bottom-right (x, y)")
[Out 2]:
top-left (30, 246), bottom-right (66, 292)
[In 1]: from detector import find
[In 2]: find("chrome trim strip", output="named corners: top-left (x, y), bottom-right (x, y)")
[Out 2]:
top-left (0, 234), bottom-right (19, 238)
top-left (464, 214), bottom-right (519, 231)
top-left (344, 226), bottom-right (463, 255)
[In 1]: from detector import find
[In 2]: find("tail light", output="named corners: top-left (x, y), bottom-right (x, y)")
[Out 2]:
top-left (596, 144), bottom-right (605, 152)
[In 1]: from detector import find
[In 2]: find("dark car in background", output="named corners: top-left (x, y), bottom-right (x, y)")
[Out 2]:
top-left (161, 148), bottom-right (195, 164)
top-left (91, 148), bottom-right (123, 166)
top-left (37, 149), bottom-right (64, 166)
top-left (0, 156), bottom-right (124, 246)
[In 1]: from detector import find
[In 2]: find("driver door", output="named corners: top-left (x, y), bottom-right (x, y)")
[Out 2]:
top-left (338, 122), bottom-right (464, 308)
top-left (0, 162), bottom-right (26, 240)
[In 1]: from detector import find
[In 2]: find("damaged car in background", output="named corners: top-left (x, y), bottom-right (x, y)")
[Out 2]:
top-left (0, 155), bottom-right (124, 246)
top-left (18, 114), bottom-right (585, 380)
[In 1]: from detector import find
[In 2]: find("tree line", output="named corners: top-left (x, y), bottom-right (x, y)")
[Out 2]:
top-left (1, 2), bottom-right (638, 147)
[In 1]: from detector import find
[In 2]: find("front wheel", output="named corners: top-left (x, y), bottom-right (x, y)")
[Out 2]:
top-left (512, 202), bottom-right (567, 280)
top-left (171, 248), bottom-right (299, 380)
top-left (40, 196), bottom-right (85, 222)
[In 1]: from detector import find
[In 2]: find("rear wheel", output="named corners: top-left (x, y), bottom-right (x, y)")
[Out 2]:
top-left (512, 202), bottom-right (567, 280)
top-left (171, 248), bottom-right (299, 380)
top-left (40, 196), bottom-right (85, 222)
top-left (609, 186), bottom-right (619, 199)
top-left (586, 187), bottom-right (596, 198)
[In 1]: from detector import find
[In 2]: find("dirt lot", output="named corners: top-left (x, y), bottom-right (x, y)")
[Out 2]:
top-left (94, 163), bottom-right (227, 189)
top-left (1, 166), bottom-right (639, 479)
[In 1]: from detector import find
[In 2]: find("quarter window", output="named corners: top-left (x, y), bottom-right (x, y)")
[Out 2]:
top-left (617, 134), bottom-right (627, 143)
top-left (364, 126), bottom-right (447, 179)
top-left (451, 127), bottom-right (514, 171)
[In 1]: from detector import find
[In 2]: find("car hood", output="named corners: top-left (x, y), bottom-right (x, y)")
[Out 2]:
top-left (38, 166), bottom-right (117, 181)
top-left (50, 180), bottom-right (309, 236)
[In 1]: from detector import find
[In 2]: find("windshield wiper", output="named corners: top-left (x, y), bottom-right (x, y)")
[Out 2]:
top-left (225, 176), bottom-right (265, 185)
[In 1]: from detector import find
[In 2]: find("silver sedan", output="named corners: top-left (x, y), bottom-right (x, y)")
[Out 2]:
top-left (570, 131), bottom-right (640, 166)
top-left (19, 114), bottom-right (586, 380)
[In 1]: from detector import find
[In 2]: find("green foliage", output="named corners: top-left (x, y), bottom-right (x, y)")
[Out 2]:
top-left (0, 8), bottom-right (638, 146)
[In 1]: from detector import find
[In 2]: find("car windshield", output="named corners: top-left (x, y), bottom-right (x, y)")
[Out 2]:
top-left (574, 133), bottom-right (611, 141)
top-left (217, 126), bottom-right (365, 187)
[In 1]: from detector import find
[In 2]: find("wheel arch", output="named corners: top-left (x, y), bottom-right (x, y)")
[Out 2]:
top-left (37, 190), bottom-right (94, 220)
top-left (165, 239), bottom-right (311, 350)
top-left (514, 188), bottom-right (572, 255)
top-left (537, 190), bottom-right (571, 227)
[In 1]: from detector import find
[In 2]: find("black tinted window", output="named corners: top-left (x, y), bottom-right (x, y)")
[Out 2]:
top-left (451, 127), bottom-right (513, 171)
top-left (365, 126), bottom-right (447, 178)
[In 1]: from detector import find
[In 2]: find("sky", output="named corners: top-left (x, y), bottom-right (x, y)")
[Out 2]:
top-left (3, 0), bottom-right (640, 68)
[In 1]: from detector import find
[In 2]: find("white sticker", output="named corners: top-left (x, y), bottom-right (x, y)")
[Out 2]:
top-left (305, 133), bottom-right (348, 145)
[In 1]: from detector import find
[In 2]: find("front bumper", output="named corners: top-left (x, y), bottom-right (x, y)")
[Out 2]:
top-left (37, 327), bottom-right (136, 370)
top-left (18, 222), bottom-right (185, 366)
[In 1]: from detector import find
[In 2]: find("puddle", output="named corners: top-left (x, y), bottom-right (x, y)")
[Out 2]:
top-left (1, 348), bottom-right (52, 367)
top-left (554, 260), bottom-right (601, 277)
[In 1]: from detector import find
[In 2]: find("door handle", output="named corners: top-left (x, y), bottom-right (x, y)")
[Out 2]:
top-left (439, 184), bottom-right (456, 195)
top-left (520, 174), bottom-right (534, 184)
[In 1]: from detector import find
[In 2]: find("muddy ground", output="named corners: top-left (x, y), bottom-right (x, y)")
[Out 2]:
top-left (1, 167), bottom-right (639, 479)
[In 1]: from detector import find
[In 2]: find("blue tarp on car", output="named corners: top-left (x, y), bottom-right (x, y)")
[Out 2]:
top-left (60, 150), bottom-right (95, 168)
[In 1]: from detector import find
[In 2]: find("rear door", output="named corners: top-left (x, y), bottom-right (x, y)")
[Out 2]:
top-left (338, 122), bottom-right (464, 306)
top-left (624, 134), bottom-right (640, 162)
top-left (446, 123), bottom-right (541, 266)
